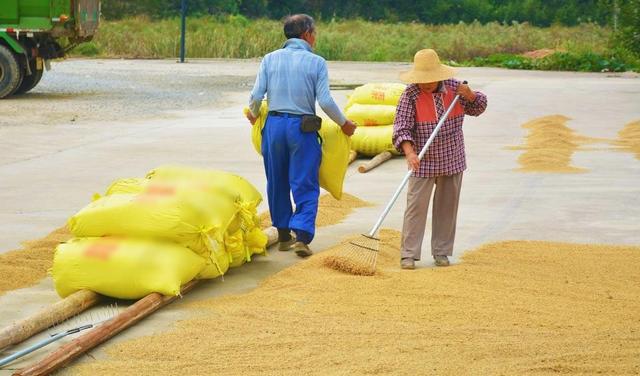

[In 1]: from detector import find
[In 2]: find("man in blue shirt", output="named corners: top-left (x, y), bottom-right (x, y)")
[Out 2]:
top-left (247, 14), bottom-right (356, 258)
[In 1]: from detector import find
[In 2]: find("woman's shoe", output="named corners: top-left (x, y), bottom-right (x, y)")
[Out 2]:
top-left (401, 258), bottom-right (415, 270)
top-left (434, 255), bottom-right (450, 267)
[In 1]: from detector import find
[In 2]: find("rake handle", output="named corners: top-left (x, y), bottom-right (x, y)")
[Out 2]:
top-left (367, 84), bottom-right (466, 237)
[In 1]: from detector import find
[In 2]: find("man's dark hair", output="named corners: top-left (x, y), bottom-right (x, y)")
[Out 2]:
top-left (283, 14), bottom-right (315, 39)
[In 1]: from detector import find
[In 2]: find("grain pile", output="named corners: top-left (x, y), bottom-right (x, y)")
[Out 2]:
top-left (0, 226), bottom-right (71, 296)
top-left (259, 192), bottom-right (371, 229)
top-left (72, 230), bottom-right (640, 375)
top-left (512, 115), bottom-right (595, 172)
top-left (613, 120), bottom-right (640, 159)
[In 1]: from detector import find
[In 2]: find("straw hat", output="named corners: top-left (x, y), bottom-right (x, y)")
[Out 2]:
top-left (400, 49), bottom-right (455, 84)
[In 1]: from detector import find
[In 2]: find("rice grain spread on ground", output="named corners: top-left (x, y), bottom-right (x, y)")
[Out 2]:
top-left (512, 115), bottom-right (600, 172)
top-left (614, 120), bottom-right (640, 160)
top-left (71, 230), bottom-right (640, 375)
top-left (0, 226), bottom-right (71, 296)
top-left (260, 192), bottom-right (371, 229)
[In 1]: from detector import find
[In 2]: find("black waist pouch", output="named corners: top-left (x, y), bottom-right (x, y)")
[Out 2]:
top-left (301, 115), bottom-right (322, 132)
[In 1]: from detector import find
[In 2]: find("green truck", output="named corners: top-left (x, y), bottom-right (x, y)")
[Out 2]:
top-left (0, 0), bottom-right (100, 98)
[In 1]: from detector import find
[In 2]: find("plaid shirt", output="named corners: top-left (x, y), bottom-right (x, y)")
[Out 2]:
top-left (393, 79), bottom-right (487, 178)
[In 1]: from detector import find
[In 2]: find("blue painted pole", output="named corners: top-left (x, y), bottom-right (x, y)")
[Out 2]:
top-left (0, 324), bottom-right (93, 368)
top-left (180, 0), bottom-right (186, 63)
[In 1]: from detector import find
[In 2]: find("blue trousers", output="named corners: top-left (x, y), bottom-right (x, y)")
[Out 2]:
top-left (262, 114), bottom-right (321, 244)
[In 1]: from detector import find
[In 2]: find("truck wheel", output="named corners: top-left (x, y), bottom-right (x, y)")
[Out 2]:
top-left (0, 45), bottom-right (22, 99)
top-left (14, 59), bottom-right (44, 95)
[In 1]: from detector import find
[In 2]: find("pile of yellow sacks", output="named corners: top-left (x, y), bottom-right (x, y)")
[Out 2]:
top-left (345, 83), bottom-right (406, 156)
top-left (244, 102), bottom-right (351, 200)
top-left (52, 166), bottom-right (268, 299)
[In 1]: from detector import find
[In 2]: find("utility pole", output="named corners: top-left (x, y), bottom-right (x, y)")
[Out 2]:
top-left (613, 0), bottom-right (619, 32)
top-left (180, 0), bottom-right (187, 63)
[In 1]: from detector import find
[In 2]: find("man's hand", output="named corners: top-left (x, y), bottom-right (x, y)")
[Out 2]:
top-left (456, 82), bottom-right (476, 102)
top-left (245, 111), bottom-right (257, 126)
top-left (341, 119), bottom-right (356, 136)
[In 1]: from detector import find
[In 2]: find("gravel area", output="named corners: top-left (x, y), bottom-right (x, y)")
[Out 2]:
top-left (0, 59), bottom-right (257, 126)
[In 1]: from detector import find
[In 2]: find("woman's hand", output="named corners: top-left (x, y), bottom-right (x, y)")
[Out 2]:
top-left (406, 151), bottom-right (420, 171)
top-left (401, 141), bottom-right (420, 171)
top-left (456, 83), bottom-right (476, 102)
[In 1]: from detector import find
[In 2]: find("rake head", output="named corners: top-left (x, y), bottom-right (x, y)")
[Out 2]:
top-left (323, 234), bottom-right (379, 276)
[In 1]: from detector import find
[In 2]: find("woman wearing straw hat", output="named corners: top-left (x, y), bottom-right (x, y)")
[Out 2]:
top-left (393, 49), bottom-right (487, 269)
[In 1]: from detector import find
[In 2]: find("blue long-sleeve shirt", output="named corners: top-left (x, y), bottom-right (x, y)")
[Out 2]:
top-left (249, 38), bottom-right (346, 126)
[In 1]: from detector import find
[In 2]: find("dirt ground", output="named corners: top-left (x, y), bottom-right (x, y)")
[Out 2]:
top-left (0, 59), bottom-right (639, 375)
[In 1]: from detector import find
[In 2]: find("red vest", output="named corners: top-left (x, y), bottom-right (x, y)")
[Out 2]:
top-left (415, 89), bottom-right (464, 123)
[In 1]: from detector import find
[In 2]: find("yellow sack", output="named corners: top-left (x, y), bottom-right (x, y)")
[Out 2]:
top-left (225, 229), bottom-right (249, 268)
top-left (145, 166), bottom-right (269, 258)
top-left (146, 165), bottom-right (262, 207)
top-left (345, 104), bottom-right (397, 127)
top-left (52, 237), bottom-right (205, 299)
top-left (244, 105), bottom-right (350, 200)
top-left (196, 246), bottom-right (230, 279)
top-left (69, 186), bottom-right (238, 259)
top-left (351, 124), bottom-right (402, 157)
top-left (223, 225), bottom-right (268, 269)
top-left (346, 83), bottom-right (406, 108)
top-left (244, 102), bottom-right (269, 155)
top-left (99, 177), bottom-right (261, 277)
top-left (104, 178), bottom-right (146, 196)
top-left (245, 226), bottom-right (268, 255)
top-left (318, 119), bottom-right (350, 200)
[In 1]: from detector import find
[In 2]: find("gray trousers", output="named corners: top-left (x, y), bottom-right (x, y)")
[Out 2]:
top-left (401, 173), bottom-right (463, 260)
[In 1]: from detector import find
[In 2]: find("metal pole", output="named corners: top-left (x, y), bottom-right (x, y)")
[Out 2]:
top-left (180, 0), bottom-right (186, 63)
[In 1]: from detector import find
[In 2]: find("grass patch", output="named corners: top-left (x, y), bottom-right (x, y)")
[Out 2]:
top-left (70, 17), bottom-right (638, 71)
top-left (468, 51), bottom-right (637, 72)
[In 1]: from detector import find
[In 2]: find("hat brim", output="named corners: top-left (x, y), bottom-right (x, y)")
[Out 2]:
top-left (399, 64), bottom-right (455, 84)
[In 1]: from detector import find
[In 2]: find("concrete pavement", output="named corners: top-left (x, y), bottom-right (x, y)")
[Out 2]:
top-left (0, 60), bottom-right (638, 373)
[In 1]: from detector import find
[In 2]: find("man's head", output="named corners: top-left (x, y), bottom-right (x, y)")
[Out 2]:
top-left (284, 14), bottom-right (316, 47)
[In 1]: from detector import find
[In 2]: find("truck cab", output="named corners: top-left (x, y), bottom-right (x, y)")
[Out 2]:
top-left (0, 0), bottom-right (100, 98)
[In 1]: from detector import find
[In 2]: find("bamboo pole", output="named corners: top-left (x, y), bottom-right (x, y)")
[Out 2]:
top-left (348, 150), bottom-right (358, 165)
top-left (0, 290), bottom-right (101, 351)
top-left (264, 226), bottom-right (278, 247)
top-left (358, 151), bottom-right (393, 173)
top-left (2, 228), bottom-right (278, 354)
top-left (13, 280), bottom-right (200, 376)
top-left (11, 227), bottom-right (279, 375)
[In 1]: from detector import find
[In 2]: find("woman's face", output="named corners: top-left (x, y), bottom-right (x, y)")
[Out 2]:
top-left (418, 82), bottom-right (440, 93)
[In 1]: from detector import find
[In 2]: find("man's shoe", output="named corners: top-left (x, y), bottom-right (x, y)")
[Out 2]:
top-left (278, 235), bottom-right (296, 252)
top-left (401, 258), bottom-right (415, 270)
top-left (292, 241), bottom-right (313, 258)
top-left (434, 255), bottom-right (450, 267)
